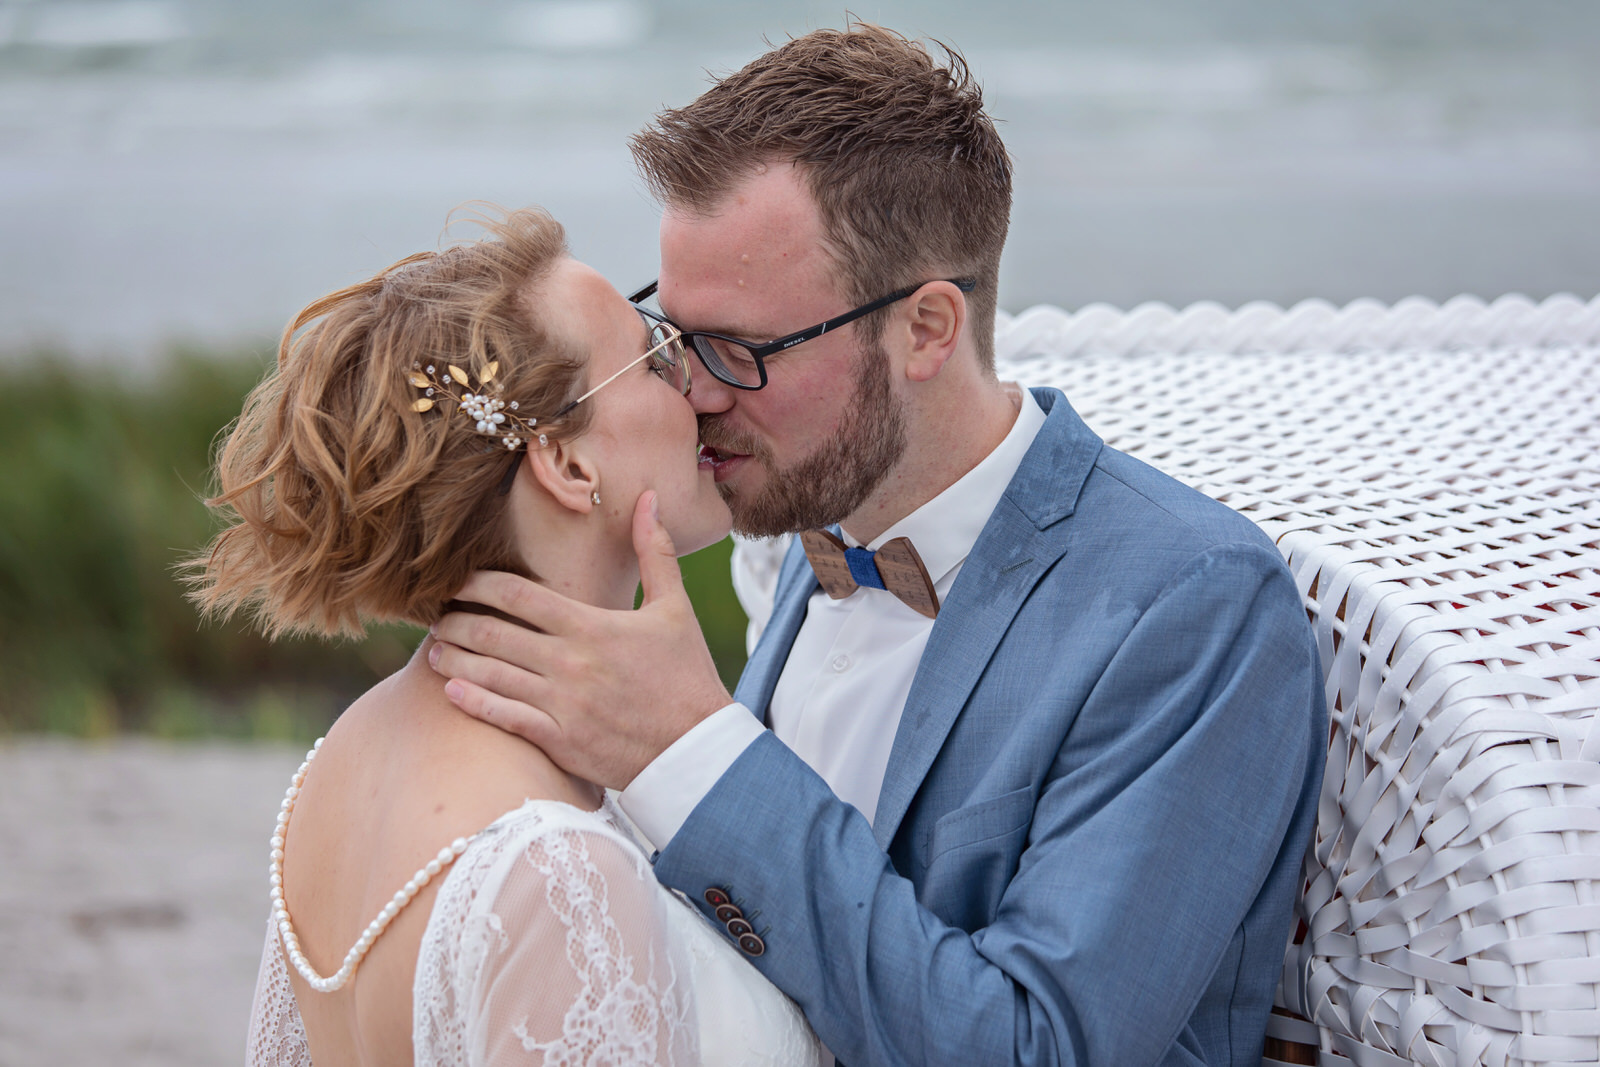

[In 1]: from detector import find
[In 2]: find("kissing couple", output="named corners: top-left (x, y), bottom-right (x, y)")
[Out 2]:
top-left (201, 22), bottom-right (1326, 1067)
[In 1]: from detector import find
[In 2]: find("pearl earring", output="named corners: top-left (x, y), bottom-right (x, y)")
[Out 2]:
top-left (591, 490), bottom-right (601, 506)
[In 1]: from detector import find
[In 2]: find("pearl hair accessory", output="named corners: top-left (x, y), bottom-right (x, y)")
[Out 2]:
top-left (407, 360), bottom-right (540, 452)
top-left (269, 737), bottom-right (476, 994)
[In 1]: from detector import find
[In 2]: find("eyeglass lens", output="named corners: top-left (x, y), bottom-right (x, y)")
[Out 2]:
top-left (646, 322), bottom-right (692, 395)
top-left (686, 335), bottom-right (762, 388)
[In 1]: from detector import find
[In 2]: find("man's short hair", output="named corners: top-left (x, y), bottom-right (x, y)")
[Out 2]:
top-left (631, 22), bottom-right (1012, 371)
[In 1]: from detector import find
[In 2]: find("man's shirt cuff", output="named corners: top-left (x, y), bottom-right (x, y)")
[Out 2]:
top-left (618, 702), bottom-right (765, 851)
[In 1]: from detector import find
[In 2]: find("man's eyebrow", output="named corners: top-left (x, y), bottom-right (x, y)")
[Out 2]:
top-left (657, 300), bottom-right (769, 342)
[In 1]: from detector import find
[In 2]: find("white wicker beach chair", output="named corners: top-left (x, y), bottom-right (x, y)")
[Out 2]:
top-left (732, 291), bottom-right (1600, 1067)
top-left (994, 294), bottom-right (1600, 1067)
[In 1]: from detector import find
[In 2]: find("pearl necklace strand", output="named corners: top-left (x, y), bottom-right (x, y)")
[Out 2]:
top-left (270, 737), bottom-right (475, 994)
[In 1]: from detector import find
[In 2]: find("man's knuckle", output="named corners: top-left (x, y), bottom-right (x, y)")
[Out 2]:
top-left (463, 615), bottom-right (497, 650)
top-left (504, 586), bottom-right (531, 617)
top-left (554, 648), bottom-right (584, 678)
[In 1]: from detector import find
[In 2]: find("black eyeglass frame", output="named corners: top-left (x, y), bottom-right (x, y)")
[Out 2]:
top-left (629, 277), bottom-right (977, 391)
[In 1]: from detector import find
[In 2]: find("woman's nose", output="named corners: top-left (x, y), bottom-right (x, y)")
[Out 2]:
top-left (688, 365), bottom-right (737, 415)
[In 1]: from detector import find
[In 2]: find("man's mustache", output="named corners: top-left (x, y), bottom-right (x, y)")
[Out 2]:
top-left (697, 416), bottom-right (766, 460)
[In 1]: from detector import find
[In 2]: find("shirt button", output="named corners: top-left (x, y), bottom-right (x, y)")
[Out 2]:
top-left (831, 654), bottom-right (850, 672)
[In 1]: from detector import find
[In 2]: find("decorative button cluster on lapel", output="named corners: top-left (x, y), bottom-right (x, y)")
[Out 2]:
top-left (703, 886), bottom-right (765, 957)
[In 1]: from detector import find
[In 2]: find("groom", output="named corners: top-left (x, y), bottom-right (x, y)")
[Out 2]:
top-left (430, 24), bottom-right (1326, 1066)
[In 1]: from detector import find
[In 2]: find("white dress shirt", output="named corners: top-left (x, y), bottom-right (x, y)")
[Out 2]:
top-left (621, 386), bottom-right (1045, 849)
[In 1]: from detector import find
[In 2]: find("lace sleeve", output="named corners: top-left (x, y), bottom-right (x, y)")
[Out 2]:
top-left (415, 810), bottom-right (698, 1067)
top-left (246, 915), bottom-right (311, 1066)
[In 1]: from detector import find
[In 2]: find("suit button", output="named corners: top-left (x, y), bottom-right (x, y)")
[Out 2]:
top-left (714, 903), bottom-right (743, 923)
top-left (738, 932), bottom-right (766, 956)
top-left (703, 887), bottom-right (730, 907)
top-left (726, 917), bottom-right (753, 937)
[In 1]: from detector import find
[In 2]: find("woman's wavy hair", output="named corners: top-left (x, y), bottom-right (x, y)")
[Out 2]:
top-left (184, 207), bottom-right (591, 639)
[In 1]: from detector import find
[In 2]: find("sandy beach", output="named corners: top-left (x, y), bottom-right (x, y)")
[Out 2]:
top-left (0, 738), bottom-right (301, 1065)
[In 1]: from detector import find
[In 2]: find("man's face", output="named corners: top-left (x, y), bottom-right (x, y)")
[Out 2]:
top-left (657, 164), bottom-right (906, 537)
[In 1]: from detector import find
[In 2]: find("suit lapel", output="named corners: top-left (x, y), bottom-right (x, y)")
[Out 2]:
top-left (871, 390), bottom-right (1103, 848)
top-left (733, 535), bottom-right (818, 724)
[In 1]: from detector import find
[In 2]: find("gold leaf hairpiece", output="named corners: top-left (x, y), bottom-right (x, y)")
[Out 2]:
top-left (407, 360), bottom-right (545, 450)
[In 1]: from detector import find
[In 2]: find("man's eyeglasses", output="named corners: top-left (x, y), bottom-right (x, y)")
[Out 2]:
top-left (628, 278), bottom-right (977, 391)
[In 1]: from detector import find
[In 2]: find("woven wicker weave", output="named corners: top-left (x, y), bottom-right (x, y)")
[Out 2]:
top-left (992, 293), bottom-right (1600, 1067)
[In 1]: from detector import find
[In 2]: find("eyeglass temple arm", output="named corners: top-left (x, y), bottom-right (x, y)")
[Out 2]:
top-left (756, 278), bottom-right (977, 356)
top-left (553, 318), bottom-right (684, 418)
top-left (628, 277), bottom-right (974, 323)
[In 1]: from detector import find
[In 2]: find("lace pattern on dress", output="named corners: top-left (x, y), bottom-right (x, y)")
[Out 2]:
top-left (510, 828), bottom-right (689, 1062)
top-left (246, 916), bottom-right (311, 1067)
top-left (247, 797), bottom-right (814, 1066)
top-left (414, 799), bottom-right (697, 1067)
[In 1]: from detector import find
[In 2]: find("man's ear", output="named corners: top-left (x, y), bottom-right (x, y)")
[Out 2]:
top-left (900, 281), bottom-right (966, 383)
top-left (523, 436), bottom-right (600, 515)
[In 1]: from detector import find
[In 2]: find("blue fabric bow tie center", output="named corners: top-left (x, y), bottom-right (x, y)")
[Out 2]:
top-left (844, 546), bottom-right (887, 591)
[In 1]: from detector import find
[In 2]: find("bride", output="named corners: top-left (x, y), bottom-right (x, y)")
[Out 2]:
top-left (189, 208), bottom-right (821, 1066)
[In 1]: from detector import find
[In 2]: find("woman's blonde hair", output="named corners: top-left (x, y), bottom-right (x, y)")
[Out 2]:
top-left (185, 207), bottom-right (590, 639)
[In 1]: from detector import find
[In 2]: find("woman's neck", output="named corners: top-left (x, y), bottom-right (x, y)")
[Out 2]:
top-left (517, 511), bottom-right (641, 611)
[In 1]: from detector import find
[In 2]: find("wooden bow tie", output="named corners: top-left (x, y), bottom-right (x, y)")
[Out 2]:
top-left (799, 529), bottom-right (940, 619)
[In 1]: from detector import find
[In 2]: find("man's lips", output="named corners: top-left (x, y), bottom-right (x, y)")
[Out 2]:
top-left (698, 443), bottom-right (749, 481)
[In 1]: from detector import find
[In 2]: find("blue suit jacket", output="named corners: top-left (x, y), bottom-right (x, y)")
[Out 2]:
top-left (654, 389), bottom-right (1326, 1065)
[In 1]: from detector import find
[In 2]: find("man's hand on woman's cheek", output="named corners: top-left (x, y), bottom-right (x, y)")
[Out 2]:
top-left (428, 492), bottom-right (733, 789)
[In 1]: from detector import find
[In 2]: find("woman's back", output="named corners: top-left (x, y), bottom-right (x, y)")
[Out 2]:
top-left (262, 647), bottom-right (601, 1065)
top-left (248, 647), bottom-right (821, 1066)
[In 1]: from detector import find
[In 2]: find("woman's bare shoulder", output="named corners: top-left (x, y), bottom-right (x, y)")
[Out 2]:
top-left (312, 655), bottom-right (600, 849)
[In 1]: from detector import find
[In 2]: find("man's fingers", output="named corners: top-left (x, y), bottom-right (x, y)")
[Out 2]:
top-left (450, 569), bottom-right (578, 633)
top-left (429, 638), bottom-right (555, 710)
top-left (441, 677), bottom-right (563, 751)
top-left (430, 607), bottom-right (557, 664)
top-left (634, 491), bottom-right (688, 607)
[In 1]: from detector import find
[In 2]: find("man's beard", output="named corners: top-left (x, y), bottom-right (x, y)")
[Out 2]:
top-left (698, 339), bottom-right (906, 538)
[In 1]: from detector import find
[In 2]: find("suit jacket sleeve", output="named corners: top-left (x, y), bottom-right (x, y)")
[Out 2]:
top-left (652, 540), bottom-right (1324, 1066)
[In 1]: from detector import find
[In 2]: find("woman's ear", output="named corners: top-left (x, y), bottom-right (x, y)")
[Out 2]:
top-left (522, 436), bottom-right (599, 515)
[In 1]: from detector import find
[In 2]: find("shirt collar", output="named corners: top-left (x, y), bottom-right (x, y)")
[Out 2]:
top-left (841, 384), bottom-right (1046, 587)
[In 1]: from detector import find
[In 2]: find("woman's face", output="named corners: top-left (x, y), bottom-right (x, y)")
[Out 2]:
top-left (539, 258), bottom-right (732, 555)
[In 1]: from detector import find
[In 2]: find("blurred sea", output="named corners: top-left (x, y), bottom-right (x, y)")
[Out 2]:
top-left (2, 0), bottom-right (1599, 362)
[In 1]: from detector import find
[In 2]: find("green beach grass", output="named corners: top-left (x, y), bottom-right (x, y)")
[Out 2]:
top-left (0, 349), bottom-right (748, 742)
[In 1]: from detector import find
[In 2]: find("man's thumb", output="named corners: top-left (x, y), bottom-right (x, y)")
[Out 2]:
top-left (634, 491), bottom-right (685, 604)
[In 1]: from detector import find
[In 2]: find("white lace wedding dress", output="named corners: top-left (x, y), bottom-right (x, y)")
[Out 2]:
top-left (246, 797), bottom-right (822, 1066)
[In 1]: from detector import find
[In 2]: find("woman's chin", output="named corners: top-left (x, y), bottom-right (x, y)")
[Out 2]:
top-left (669, 500), bottom-right (735, 558)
